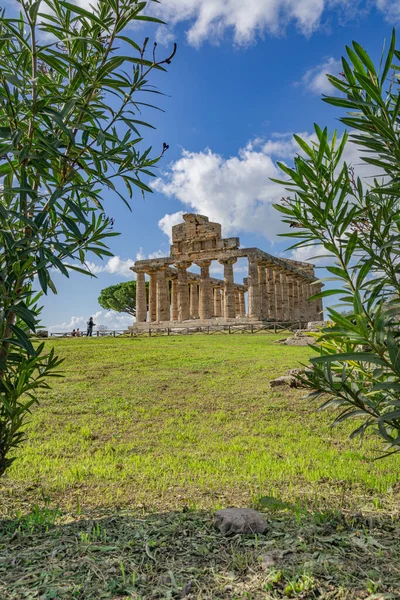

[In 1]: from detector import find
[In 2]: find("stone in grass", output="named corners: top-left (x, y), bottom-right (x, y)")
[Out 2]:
top-left (214, 508), bottom-right (267, 535)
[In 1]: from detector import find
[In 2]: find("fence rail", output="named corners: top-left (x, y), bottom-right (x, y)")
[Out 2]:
top-left (47, 322), bottom-right (305, 339)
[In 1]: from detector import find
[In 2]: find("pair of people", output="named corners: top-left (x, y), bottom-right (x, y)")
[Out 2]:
top-left (71, 329), bottom-right (81, 337)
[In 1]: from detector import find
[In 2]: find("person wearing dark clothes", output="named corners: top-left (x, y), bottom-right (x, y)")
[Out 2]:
top-left (86, 317), bottom-right (96, 337)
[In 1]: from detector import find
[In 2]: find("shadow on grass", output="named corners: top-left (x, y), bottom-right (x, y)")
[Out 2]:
top-left (0, 507), bottom-right (399, 599)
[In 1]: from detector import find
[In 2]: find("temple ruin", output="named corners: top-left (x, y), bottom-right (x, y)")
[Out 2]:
top-left (131, 213), bottom-right (323, 328)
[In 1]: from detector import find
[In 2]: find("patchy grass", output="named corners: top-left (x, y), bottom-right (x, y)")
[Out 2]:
top-left (1, 334), bottom-right (400, 514)
top-left (1, 334), bottom-right (400, 599)
top-left (0, 505), bottom-right (399, 599)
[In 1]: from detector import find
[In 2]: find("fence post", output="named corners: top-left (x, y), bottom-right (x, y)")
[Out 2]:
top-left (228, 325), bottom-right (231, 334)
top-left (208, 326), bottom-right (210, 334)
top-left (251, 324), bottom-right (254, 334)
top-left (149, 327), bottom-right (151, 337)
top-left (113, 330), bottom-right (115, 337)
top-left (97, 330), bottom-right (99, 337)
top-left (167, 327), bottom-right (170, 336)
top-left (274, 322), bottom-right (276, 334)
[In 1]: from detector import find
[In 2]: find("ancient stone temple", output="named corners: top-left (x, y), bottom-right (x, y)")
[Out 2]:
top-left (131, 213), bottom-right (323, 328)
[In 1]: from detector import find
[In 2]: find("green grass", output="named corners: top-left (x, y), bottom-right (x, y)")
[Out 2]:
top-left (1, 334), bottom-right (400, 599)
top-left (1, 334), bottom-right (399, 513)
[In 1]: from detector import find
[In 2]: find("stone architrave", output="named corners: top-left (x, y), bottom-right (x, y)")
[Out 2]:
top-left (258, 263), bottom-right (268, 320)
top-left (148, 270), bottom-right (157, 322)
top-left (220, 258), bottom-right (237, 319)
top-left (156, 267), bottom-right (170, 322)
top-left (176, 262), bottom-right (191, 322)
top-left (190, 282), bottom-right (199, 319)
top-left (248, 257), bottom-right (261, 319)
top-left (171, 278), bottom-right (178, 321)
top-left (197, 260), bottom-right (212, 320)
top-left (133, 268), bottom-right (147, 323)
top-left (273, 269), bottom-right (283, 321)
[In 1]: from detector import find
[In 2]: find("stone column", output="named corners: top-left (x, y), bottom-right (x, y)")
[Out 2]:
top-left (171, 278), bottom-right (178, 321)
top-left (134, 269), bottom-right (147, 323)
top-left (220, 258), bottom-right (237, 319)
top-left (248, 257), bottom-right (261, 319)
top-left (299, 279), bottom-right (307, 322)
top-left (148, 270), bottom-right (157, 322)
top-left (314, 282), bottom-right (323, 319)
top-left (304, 281), bottom-right (313, 322)
top-left (235, 289), bottom-right (240, 316)
top-left (239, 290), bottom-right (246, 317)
top-left (190, 282), bottom-right (199, 319)
top-left (156, 267), bottom-right (170, 322)
top-left (213, 287), bottom-right (223, 317)
top-left (280, 272), bottom-right (289, 321)
top-left (258, 263), bottom-right (268, 320)
top-left (197, 260), bottom-right (212, 320)
top-left (176, 262), bottom-right (191, 322)
top-left (266, 267), bottom-right (275, 320)
top-left (287, 275), bottom-right (294, 322)
top-left (293, 277), bottom-right (301, 322)
top-left (274, 269), bottom-right (283, 321)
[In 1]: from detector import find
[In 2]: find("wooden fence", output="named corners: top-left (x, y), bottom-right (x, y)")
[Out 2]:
top-left (48, 322), bottom-right (304, 338)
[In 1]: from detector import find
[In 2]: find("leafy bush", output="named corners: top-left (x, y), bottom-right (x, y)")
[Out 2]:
top-left (0, 0), bottom-right (174, 475)
top-left (274, 31), bottom-right (400, 454)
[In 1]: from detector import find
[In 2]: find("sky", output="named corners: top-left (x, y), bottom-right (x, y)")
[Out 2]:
top-left (30, 0), bottom-right (398, 331)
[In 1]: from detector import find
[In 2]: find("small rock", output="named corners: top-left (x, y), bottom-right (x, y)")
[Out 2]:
top-left (214, 508), bottom-right (267, 535)
top-left (270, 375), bottom-right (303, 388)
top-left (181, 581), bottom-right (195, 597)
top-left (260, 551), bottom-right (278, 569)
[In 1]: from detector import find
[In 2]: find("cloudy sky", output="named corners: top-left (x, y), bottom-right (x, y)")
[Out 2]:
top-left (36, 0), bottom-right (396, 331)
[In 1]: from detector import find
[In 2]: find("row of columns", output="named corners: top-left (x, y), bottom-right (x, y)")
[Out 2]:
top-left (135, 258), bottom-right (322, 324)
top-left (135, 259), bottom-right (247, 324)
top-left (247, 258), bottom-right (322, 322)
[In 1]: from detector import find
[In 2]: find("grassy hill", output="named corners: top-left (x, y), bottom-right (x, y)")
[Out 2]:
top-left (2, 334), bottom-right (399, 514)
top-left (1, 334), bottom-right (399, 599)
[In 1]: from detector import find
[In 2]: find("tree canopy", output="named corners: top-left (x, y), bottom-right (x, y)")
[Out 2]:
top-left (98, 281), bottom-right (149, 316)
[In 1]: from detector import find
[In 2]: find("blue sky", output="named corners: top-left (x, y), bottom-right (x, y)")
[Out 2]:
top-left (38, 0), bottom-right (397, 331)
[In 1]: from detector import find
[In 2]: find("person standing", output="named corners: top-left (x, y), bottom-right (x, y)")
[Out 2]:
top-left (86, 317), bottom-right (96, 337)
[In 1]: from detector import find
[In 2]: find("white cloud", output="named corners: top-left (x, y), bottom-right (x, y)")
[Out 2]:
top-left (158, 211), bottom-right (185, 243)
top-left (376, 0), bottom-right (400, 21)
top-left (84, 256), bottom-right (135, 278)
top-left (48, 310), bottom-right (133, 333)
top-left (136, 248), bottom-right (167, 260)
top-left (154, 131), bottom-right (383, 244)
top-left (148, 1), bottom-right (400, 47)
top-left (153, 145), bottom-right (286, 241)
top-left (300, 57), bottom-right (342, 95)
top-left (150, 0), bottom-right (348, 46)
top-left (35, 0), bottom-right (400, 48)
